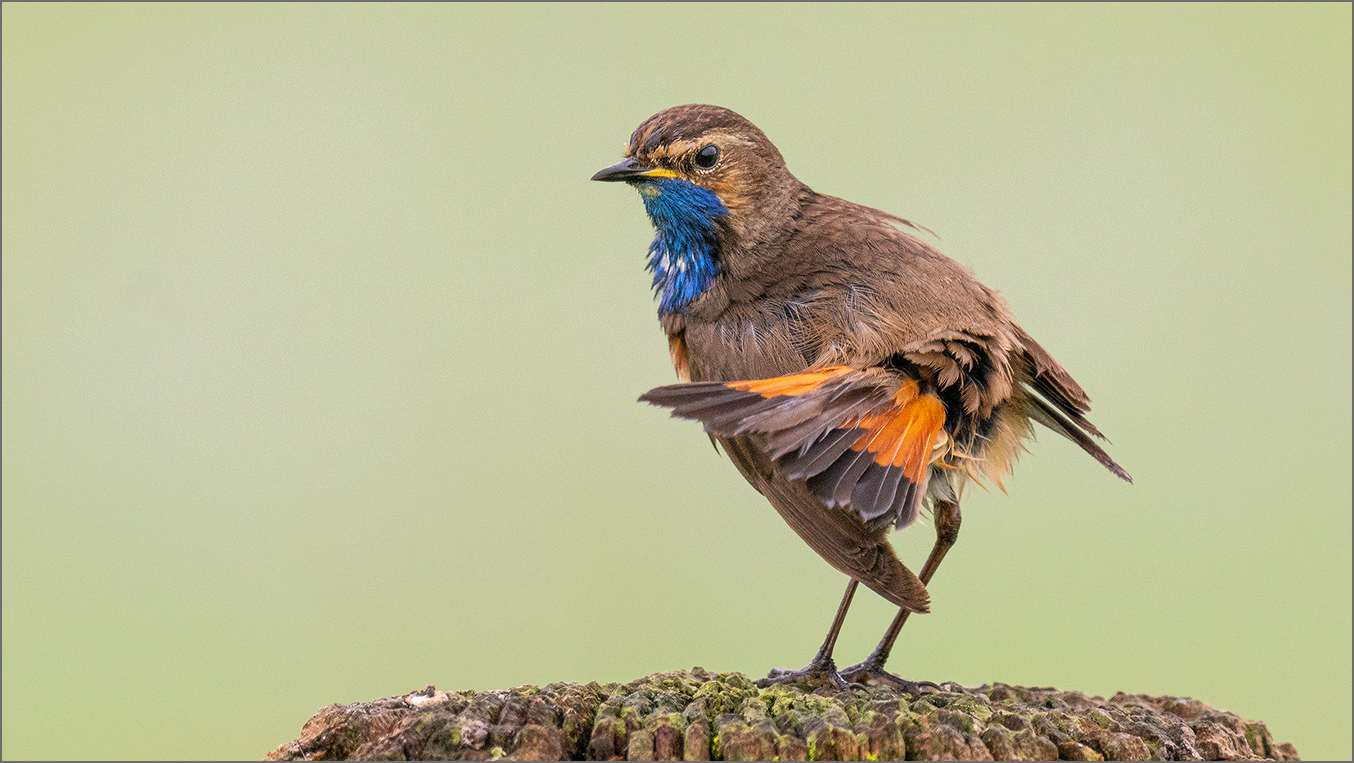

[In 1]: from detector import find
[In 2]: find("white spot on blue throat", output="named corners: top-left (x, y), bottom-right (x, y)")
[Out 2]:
top-left (633, 177), bottom-right (728, 314)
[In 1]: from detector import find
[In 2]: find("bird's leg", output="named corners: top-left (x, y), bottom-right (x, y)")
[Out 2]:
top-left (755, 578), bottom-right (858, 690)
top-left (841, 500), bottom-right (962, 692)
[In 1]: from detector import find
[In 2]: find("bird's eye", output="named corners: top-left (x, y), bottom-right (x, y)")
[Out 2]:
top-left (694, 144), bottom-right (720, 170)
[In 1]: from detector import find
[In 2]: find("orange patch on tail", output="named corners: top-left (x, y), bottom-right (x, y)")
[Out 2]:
top-left (846, 385), bottom-right (947, 484)
top-left (720, 368), bottom-right (947, 487)
top-left (725, 366), bottom-right (854, 398)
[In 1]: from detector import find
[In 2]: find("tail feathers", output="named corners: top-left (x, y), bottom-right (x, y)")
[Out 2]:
top-left (639, 366), bottom-right (871, 438)
top-left (1026, 392), bottom-right (1132, 483)
top-left (641, 367), bottom-right (947, 530)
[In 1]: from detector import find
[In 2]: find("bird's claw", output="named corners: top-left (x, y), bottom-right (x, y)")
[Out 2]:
top-left (755, 659), bottom-right (852, 691)
top-left (838, 662), bottom-right (944, 695)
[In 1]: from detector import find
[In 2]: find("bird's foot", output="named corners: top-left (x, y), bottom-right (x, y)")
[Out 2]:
top-left (755, 657), bottom-right (852, 691)
top-left (838, 660), bottom-right (943, 695)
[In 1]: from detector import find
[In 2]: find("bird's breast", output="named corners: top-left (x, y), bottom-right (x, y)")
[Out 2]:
top-left (674, 300), bottom-right (817, 383)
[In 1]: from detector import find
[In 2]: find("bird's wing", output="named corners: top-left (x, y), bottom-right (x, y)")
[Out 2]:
top-left (888, 327), bottom-right (1131, 485)
top-left (719, 434), bottom-right (930, 613)
top-left (1010, 327), bottom-right (1132, 483)
top-left (640, 366), bottom-right (946, 532)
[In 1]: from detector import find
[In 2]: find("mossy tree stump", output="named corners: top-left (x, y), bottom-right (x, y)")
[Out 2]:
top-left (265, 668), bottom-right (1298, 761)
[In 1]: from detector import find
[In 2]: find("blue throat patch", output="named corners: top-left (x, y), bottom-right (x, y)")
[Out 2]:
top-left (633, 177), bottom-right (728, 314)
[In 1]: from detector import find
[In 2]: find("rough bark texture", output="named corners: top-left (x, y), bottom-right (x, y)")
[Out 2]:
top-left (264, 668), bottom-right (1298, 761)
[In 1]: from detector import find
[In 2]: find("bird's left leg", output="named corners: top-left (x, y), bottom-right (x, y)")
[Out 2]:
top-left (840, 499), bottom-right (962, 691)
top-left (755, 578), bottom-right (858, 690)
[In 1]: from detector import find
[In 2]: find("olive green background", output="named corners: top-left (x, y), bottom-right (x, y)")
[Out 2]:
top-left (3, 4), bottom-right (1349, 760)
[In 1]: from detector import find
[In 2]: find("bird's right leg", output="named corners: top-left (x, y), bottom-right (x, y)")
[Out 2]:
top-left (755, 578), bottom-right (858, 690)
top-left (840, 499), bottom-right (962, 690)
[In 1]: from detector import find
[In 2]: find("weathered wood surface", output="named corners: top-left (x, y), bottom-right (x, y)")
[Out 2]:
top-left (265, 668), bottom-right (1298, 761)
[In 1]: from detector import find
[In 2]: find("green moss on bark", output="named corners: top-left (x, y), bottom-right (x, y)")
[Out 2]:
top-left (266, 670), bottom-right (1299, 761)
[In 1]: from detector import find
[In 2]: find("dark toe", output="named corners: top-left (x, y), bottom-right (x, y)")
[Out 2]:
top-left (840, 666), bottom-right (942, 694)
top-left (755, 663), bottom-right (851, 691)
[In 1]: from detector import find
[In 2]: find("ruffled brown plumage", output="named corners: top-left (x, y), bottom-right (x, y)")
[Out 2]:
top-left (597, 104), bottom-right (1128, 688)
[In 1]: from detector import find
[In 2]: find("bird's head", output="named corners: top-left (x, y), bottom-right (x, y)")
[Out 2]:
top-left (593, 104), bottom-right (802, 313)
top-left (592, 104), bottom-right (800, 245)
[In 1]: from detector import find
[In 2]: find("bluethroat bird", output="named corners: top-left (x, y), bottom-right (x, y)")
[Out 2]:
top-left (593, 104), bottom-right (1130, 690)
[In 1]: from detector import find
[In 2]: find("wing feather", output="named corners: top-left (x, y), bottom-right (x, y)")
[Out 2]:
top-left (1026, 393), bottom-right (1132, 483)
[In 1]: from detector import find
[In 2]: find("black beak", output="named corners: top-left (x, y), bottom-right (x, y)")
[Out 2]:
top-left (591, 157), bottom-right (674, 182)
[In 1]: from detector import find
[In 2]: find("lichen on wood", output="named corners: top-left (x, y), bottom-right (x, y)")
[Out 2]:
top-left (264, 668), bottom-right (1299, 761)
